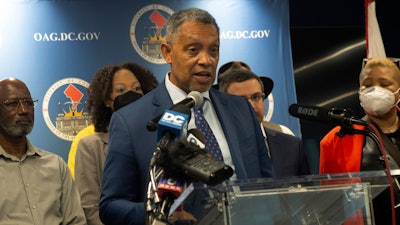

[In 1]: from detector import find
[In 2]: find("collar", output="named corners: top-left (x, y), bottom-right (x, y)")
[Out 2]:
top-left (0, 139), bottom-right (41, 160)
top-left (165, 72), bottom-right (211, 103)
top-left (260, 123), bottom-right (267, 139)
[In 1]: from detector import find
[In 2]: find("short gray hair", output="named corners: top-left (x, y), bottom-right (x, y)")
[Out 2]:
top-left (165, 8), bottom-right (220, 44)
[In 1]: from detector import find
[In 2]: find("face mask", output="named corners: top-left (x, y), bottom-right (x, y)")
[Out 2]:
top-left (113, 91), bottom-right (143, 111)
top-left (359, 86), bottom-right (399, 116)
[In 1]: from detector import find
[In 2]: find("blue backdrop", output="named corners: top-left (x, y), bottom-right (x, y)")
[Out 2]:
top-left (0, 0), bottom-right (299, 161)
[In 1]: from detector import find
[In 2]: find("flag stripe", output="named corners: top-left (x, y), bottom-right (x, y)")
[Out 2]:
top-left (365, 0), bottom-right (386, 58)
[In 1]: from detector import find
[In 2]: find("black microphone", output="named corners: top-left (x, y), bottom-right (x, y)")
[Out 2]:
top-left (288, 104), bottom-right (368, 126)
top-left (147, 105), bottom-right (192, 225)
top-left (187, 128), bottom-right (206, 149)
top-left (146, 91), bottom-right (204, 132)
top-left (154, 129), bottom-right (207, 219)
top-left (160, 128), bottom-right (233, 186)
top-left (150, 104), bottom-right (191, 167)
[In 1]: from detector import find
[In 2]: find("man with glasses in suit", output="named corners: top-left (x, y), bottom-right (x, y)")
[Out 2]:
top-left (218, 63), bottom-right (310, 177)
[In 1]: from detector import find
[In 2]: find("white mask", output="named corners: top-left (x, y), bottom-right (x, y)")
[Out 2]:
top-left (359, 86), bottom-right (399, 116)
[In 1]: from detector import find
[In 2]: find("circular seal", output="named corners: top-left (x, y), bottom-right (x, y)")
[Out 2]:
top-left (130, 4), bottom-right (174, 64)
top-left (42, 78), bottom-right (90, 141)
top-left (264, 93), bottom-right (275, 121)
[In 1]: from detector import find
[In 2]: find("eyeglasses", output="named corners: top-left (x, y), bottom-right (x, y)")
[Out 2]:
top-left (2, 99), bottom-right (38, 111)
top-left (244, 93), bottom-right (265, 103)
top-left (362, 57), bottom-right (400, 69)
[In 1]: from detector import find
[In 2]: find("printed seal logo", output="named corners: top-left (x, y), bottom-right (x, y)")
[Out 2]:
top-left (42, 78), bottom-right (91, 141)
top-left (130, 4), bottom-right (173, 64)
top-left (264, 94), bottom-right (275, 121)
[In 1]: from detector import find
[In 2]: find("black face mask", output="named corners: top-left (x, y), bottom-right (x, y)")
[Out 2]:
top-left (113, 91), bottom-right (143, 111)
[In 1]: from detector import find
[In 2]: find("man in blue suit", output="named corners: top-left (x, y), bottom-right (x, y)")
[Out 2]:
top-left (99, 8), bottom-right (274, 225)
top-left (218, 63), bottom-right (310, 177)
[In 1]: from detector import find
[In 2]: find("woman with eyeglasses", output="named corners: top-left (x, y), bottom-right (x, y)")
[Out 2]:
top-left (73, 62), bottom-right (158, 225)
top-left (320, 57), bottom-right (400, 225)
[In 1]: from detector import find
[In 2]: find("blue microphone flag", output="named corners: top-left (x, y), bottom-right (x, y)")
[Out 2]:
top-left (157, 105), bottom-right (190, 141)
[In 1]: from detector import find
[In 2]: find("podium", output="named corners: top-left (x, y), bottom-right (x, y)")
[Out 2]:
top-left (171, 170), bottom-right (399, 225)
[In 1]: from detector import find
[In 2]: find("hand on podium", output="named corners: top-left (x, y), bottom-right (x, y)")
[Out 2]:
top-left (170, 210), bottom-right (197, 224)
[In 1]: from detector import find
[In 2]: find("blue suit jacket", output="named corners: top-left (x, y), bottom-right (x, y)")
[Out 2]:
top-left (99, 82), bottom-right (274, 225)
top-left (265, 127), bottom-right (310, 177)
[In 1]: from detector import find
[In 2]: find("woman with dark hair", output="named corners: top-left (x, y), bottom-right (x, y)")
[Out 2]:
top-left (74, 62), bottom-right (158, 225)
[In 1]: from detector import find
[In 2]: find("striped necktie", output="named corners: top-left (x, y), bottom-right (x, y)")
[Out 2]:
top-left (194, 102), bottom-right (224, 161)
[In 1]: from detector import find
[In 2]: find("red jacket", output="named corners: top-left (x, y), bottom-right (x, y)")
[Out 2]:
top-left (320, 124), bottom-right (367, 225)
top-left (320, 124), bottom-right (366, 174)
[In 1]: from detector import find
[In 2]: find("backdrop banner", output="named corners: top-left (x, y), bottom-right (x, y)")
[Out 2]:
top-left (0, 0), bottom-right (298, 161)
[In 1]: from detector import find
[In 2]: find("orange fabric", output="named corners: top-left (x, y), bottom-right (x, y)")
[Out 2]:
top-left (320, 125), bottom-right (366, 174)
top-left (319, 125), bottom-right (367, 225)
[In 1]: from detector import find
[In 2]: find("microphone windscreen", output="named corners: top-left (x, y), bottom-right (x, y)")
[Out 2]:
top-left (187, 91), bottom-right (204, 108)
top-left (288, 104), bottom-right (330, 122)
top-left (162, 138), bottom-right (208, 181)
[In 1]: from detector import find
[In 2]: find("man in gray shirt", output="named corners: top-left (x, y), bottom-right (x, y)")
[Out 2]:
top-left (0, 77), bottom-right (86, 225)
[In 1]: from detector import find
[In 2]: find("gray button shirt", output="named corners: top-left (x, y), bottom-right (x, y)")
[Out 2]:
top-left (0, 140), bottom-right (87, 225)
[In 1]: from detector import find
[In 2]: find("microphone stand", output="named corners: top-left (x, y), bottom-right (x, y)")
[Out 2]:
top-left (146, 165), bottom-right (177, 225)
top-left (334, 123), bottom-right (396, 225)
top-left (146, 128), bottom-right (174, 225)
top-left (365, 124), bottom-right (396, 225)
top-left (146, 134), bottom-right (181, 225)
top-left (145, 165), bottom-right (166, 225)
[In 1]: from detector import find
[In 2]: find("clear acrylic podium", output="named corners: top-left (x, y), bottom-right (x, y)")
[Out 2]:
top-left (171, 170), bottom-right (398, 225)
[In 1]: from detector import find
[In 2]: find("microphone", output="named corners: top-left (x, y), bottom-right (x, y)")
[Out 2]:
top-left (156, 129), bottom-right (205, 215)
top-left (161, 128), bottom-right (234, 186)
top-left (157, 104), bottom-right (191, 140)
top-left (147, 91), bottom-right (204, 131)
top-left (157, 175), bottom-right (185, 213)
top-left (150, 104), bottom-right (191, 167)
top-left (288, 104), bottom-right (368, 126)
top-left (148, 105), bottom-right (192, 225)
top-left (187, 128), bottom-right (206, 149)
top-left (155, 130), bottom-right (207, 218)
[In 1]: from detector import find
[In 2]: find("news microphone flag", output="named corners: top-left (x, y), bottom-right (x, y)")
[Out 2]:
top-left (147, 91), bottom-right (203, 132)
top-left (365, 0), bottom-right (386, 58)
top-left (157, 105), bottom-right (190, 141)
top-left (157, 176), bottom-right (184, 198)
top-left (157, 175), bottom-right (184, 211)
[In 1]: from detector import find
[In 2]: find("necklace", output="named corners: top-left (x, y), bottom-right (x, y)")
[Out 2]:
top-left (382, 116), bottom-right (399, 133)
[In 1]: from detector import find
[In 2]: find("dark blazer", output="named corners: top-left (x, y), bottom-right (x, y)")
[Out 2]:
top-left (265, 127), bottom-right (310, 177)
top-left (99, 82), bottom-right (274, 225)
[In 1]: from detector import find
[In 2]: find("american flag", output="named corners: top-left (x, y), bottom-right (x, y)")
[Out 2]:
top-left (365, 0), bottom-right (386, 58)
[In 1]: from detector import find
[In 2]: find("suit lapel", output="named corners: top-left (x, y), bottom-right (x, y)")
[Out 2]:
top-left (151, 81), bottom-right (174, 117)
top-left (264, 128), bottom-right (279, 155)
top-left (209, 89), bottom-right (247, 178)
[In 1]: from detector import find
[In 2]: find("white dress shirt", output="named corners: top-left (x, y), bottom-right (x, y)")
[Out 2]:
top-left (165, 73), bottom-right (236, 180)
